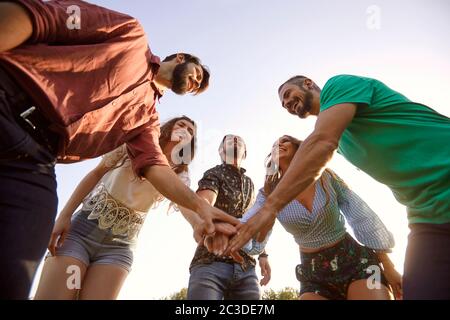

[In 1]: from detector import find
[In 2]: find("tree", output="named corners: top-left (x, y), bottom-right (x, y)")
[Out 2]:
top-left (164, 287), bottom-right (187, 300)
top-left (262, 287), bottom-right (299, 300)
top-left (163, 287), bottom-right (299, 300)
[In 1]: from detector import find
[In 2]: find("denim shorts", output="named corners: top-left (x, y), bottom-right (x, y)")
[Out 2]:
top-left (50, 210), bottom-right (134, 272)
top-left (188, 262), bottom-right (260, 300)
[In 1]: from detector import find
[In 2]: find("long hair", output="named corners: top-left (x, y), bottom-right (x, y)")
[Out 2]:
top-left (263, 135), bottom-right (340, 206)
top-left (158, 115), bottom-right (197, 174)
top-left (160, 115), bottom-right (197, 211)
top-left (111, 116), bottom-right (197, 174)
top-left (102, 116), bottom-right (197, 212)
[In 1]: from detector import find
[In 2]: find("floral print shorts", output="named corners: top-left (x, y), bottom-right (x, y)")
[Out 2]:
top-left (296, 234), bottom-right (389, 299)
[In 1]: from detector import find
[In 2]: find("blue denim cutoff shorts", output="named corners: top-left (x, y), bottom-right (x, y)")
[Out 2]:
top-left (49, 210), bottom-right (134, 272)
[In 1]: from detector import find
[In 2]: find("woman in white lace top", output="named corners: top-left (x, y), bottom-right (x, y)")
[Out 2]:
top-left (34, 116), bottom-right (196, 299)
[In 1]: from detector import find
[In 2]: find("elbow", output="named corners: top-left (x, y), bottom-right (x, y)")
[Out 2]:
top-left (0, 3), bottom-right (34, 52)
top-left (372, 230), bottom-right (395, 252)
top-left (308, 133), bottom-right (339, 154)
top-left (387, 231), bottom-right (395, 249)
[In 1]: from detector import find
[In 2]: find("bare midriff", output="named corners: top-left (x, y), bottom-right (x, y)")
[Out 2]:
top-left (299, 235), bottom-right (345, 254)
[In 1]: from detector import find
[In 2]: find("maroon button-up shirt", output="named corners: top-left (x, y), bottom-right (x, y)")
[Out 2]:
top-left (0, 0), bottom-right (169, 175)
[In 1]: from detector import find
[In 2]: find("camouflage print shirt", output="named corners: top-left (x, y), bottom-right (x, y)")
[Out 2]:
top-left (190, 163), bottom-right (256, 271)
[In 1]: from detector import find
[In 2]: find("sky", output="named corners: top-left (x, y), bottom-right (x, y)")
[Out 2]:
top-left (30, 0), bottom-right (450, 299)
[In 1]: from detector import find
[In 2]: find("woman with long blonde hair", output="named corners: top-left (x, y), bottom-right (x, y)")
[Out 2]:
top-left (242, 135), bottom-right (403, 300)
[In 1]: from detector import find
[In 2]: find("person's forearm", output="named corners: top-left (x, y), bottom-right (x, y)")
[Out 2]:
top-left (144, 165), bottom-right (204, 213)
top-left (377, 252), bottom-right (396, 269)
top-left (0, 2), bottom-right (33, 52)
top-left (180, 206), bottom-right (204, 228)
top-left (180, 189), bottom-right (217, 228)
top-left (265, 134), bottom-right (337, 212)
top-left (60, 169), bottom-right (104, 218)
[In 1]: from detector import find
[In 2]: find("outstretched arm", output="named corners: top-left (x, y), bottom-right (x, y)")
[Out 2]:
top-left (180, 189), bottom-right (217, 243)
top-left (0, 2), bottom-right (32, 52)
top-left (144, 166), bottom-right (240, 234)
top-left (181, 189), bottom-right (238, 248)
top-left (227, 103), bottom-right (357, 253)
top-left (1, 0), bottom-right (146, 48)
top-left (263, 104), bottom-right (356, 214)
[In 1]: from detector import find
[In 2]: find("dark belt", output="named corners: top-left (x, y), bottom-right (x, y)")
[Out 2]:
top-left (0, 65), bottom-right (59, 156)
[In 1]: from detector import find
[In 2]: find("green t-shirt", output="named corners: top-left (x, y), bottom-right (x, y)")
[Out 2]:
top-left (320, 74), bottom-right (450, 224)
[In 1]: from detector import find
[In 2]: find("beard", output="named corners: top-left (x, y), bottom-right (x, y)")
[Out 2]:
top-left (222, 145), bottom-right (246, 166)
top-left (171, 62), bottom-right (190, 95)
top-left (297, 90), bottom-right (314, 118)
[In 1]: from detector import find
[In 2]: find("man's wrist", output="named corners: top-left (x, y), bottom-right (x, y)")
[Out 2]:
top-left (258, 253), bottom-right (268, 260)
top-left (260, 198), bottom-right (278, 218)
top-left (194, 196), bottom-right (209, 217)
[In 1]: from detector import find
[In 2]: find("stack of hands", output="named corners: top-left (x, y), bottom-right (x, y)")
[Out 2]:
top-left (193, 218), bottom-right (272, 286)
top-left (195, 206), bottom-right (277, 258)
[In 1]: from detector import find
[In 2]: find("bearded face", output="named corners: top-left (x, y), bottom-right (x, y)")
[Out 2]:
top-left (171, 62), bottom-right (203, 95)
top-left (279, 83), bottom-right (315, 119)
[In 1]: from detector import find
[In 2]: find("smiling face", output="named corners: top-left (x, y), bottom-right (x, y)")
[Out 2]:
top-left (271, 135), bottom-right (298, 165)
top-left (164, 117), bottom-right (197, 167)
top-left (170, 118), bottom-right (196, 144)
top-left (278, 83), bottom-right (315, 119)
top-left (171, 62), bottom-right (204, 95)
top-left (264, 135), bottom-right (302, 194)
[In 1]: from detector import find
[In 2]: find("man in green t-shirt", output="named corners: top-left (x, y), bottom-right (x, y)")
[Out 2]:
top-left (228, 74), bottom-right (450, 300)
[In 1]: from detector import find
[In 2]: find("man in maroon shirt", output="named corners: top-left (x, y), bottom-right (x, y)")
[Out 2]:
top-left (0, 0), bottom-right (238, 299)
